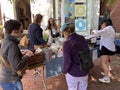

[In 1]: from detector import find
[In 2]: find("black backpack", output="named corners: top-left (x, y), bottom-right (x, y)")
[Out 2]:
top-left (79, 48), bottom-right (94, 72)
top-left (69, 39), bottom-right (94, 72)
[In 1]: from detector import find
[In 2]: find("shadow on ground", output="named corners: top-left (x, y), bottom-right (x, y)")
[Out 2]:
top-left (88, 55), bottom-right (120, 90)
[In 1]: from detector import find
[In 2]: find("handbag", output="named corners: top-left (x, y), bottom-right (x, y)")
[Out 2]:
top-left (19, 35), bottom-right (29, 48)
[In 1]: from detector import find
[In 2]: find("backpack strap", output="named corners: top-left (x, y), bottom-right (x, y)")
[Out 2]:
top-left (0, 55), bottom-right (26, 77)
top-left (0, 55), bottom-right (11, 69)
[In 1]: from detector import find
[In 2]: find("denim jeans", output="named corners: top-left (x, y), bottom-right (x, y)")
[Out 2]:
top-left (0, 80), bottom-right (23, 90)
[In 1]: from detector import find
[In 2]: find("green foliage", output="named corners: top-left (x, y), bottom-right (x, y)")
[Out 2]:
top-left (59, 0), bottom-right (61, 2)
top-left (0, 25), bottom-right (3, 31)
top-left (107, 0), bottom-right (115, 6)
top-left (43, 33), bottom-right (49, 42)
top-left (8, 0), bottom-right (19, 3)
top-left (101, 0), bottom-right (115, 6)
top-left (8, 0), bottom-right (36, 3)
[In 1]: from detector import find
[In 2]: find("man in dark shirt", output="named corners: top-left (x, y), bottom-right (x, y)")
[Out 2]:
top-left (0, 19), bottom-right (34, 90)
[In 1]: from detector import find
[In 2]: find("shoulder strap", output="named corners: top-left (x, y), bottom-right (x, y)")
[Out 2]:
top-left (68, 39), bottom-right (81, 66)
top-left (0, 55), bottom-right (26, 77)
top-left (0, 55), bottom-right (11, 69)
top-left (69, 38), bottom-right (88, 50)
top-left (68, 38), bottom-right (74, 46)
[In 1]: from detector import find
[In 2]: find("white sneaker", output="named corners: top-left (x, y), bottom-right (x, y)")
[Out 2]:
top-left (101, 72), bottom-right (105, 76)
top-left (101, 72), bottom-right (112, 77)
top-left (99, 77), bottom-right (110, 83)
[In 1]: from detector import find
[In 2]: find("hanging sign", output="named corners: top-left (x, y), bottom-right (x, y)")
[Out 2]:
top-left (75, 4), bottom-right (86, 17)
top-left (64, 0), bottom-right (75, 23)
top-left (75, 19), bottom-right (86, 31)
top-left (75, 0), bottom-right (86, 3)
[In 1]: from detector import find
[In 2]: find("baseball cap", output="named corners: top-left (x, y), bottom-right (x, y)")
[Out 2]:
top-left (60, 22), bottom-right (75, 31)
top-left (60, 23), bottom-right (69, 31)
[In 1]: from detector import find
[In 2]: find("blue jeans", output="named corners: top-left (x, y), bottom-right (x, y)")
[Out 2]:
top-left (0, 80), bottom-right (23, 90)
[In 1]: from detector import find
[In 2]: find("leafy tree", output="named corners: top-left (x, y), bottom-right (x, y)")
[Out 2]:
top-left (100, 0), bottom-right (116, 15)
top-left (101, 0), bottom-right (115, 6)
top-left (8, 0), bottom-right (36, 3)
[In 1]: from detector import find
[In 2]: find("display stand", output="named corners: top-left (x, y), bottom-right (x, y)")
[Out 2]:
top-left (115, 39), bottom-right (120, 55)
top-left (45, 57), bottom-right (63, 78)
top-left (89, 47), bottom-right (100, 60)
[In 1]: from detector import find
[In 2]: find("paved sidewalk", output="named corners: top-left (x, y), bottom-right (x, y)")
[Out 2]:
top-left (45, 54), bottom-right (120, 90)
top-left (0, 54), bottom-right (120, 90)
top-left (88, 54), bottom-right (120, 90)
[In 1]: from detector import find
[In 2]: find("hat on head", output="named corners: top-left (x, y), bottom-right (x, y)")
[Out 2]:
top-left (60, 21), bottom-right (75, 31)
top-left (60, 23), bottom-right (69, 31)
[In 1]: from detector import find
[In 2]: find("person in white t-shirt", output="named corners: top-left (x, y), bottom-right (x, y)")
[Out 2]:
top-left (90, 19), bottom-right (116, 83)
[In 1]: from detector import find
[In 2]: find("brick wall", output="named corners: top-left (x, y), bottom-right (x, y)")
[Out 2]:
top-left (110, 0), bottom-right (120, 32)
top-left (21, 67), bottom-right (67, 90)
top-left (0, 65), bottom-right (67, 90)
top-left (100, 0), bottom-right (120, 32)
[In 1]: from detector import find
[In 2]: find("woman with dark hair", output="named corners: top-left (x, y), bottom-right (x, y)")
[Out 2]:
top-left (46, 18), bottom-right (59, 44)
top-left (28, 14), bottom-right (46, 49)
top-left (90, 19), bottom-right (116, 83)
top-left (0, 19), bottom-right (34, 90)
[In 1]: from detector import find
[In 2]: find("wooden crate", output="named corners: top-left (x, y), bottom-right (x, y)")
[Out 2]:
top-left (27, 52), bottom-right (45, 70)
